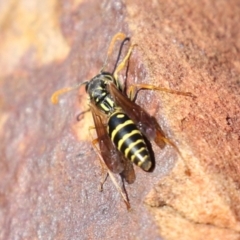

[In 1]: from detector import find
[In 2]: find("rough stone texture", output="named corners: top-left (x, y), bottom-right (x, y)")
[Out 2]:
top-left (0, 0), bottom-right (239, 240)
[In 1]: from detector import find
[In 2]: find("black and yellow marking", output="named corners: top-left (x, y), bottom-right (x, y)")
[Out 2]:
top-left (87, 73), bottom-right (117, 114)
top-left (107, 110), bottom-right (152, 171)
top-left (98, 95), bottom-right (114, 112)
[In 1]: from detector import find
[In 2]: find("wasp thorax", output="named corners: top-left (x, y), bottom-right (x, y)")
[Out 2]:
top-left (86, 74), bottom-right (116, 114)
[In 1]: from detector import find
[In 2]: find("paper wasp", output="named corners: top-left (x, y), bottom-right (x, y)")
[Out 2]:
top-left (51, 33), bottom-right (194, 208)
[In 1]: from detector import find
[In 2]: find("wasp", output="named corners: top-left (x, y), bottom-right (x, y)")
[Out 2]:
top-left (51, 33), bottom-right (194, 208)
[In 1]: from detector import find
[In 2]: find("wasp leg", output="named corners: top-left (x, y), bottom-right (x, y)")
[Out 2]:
top-left (108, 170), bottom-right (131, 210)
top-left (127, 83), bottom-right (196, 101)
top-left (113, 43), bottom-right (136, 81)
top-left (76, 108), bottom-right (91, 121)
top-left (91, 138), bottom-right (109, 191)
top-left (89, 128), bottom-right (110, 191)
top-left (101, 32), bottom-right (127, 72)
top-left (89, 128), bottom-right (131, 209)
top-left (98, 171), bottom-right (109, 192)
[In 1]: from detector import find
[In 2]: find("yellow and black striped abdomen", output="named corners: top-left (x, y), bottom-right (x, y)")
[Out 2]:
top-left (107, 110), bottom-right (152, 171)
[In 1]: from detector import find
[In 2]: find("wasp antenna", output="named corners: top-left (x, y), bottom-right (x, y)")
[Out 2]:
top-left (112, 37), bottom-right (130, 74)
top-left (51, 82), bottom-right (88, 104)
top-left (100, 32), bottom-right (127, 73)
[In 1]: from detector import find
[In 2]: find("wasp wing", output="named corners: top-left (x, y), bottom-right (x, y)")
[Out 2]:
top-left (108, 82), bottom-right (166, 149)
top-left (90, 102), bottom-right (136, 183)
top-left (90, 103), bottom-right (124, 174)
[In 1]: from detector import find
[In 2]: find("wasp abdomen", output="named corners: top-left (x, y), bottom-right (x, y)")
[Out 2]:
top-left (107, 110), bottom-right (152, 171)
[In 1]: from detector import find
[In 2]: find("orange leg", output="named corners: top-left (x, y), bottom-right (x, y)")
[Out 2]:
top-left (113, 43), bottom-right (136, 81)
top-left (127, 83), bottom-right (196, 101)
top-left (77, 108), bottom-right (91, 121)
top-left (91, 138), bottom-right (109, 191)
